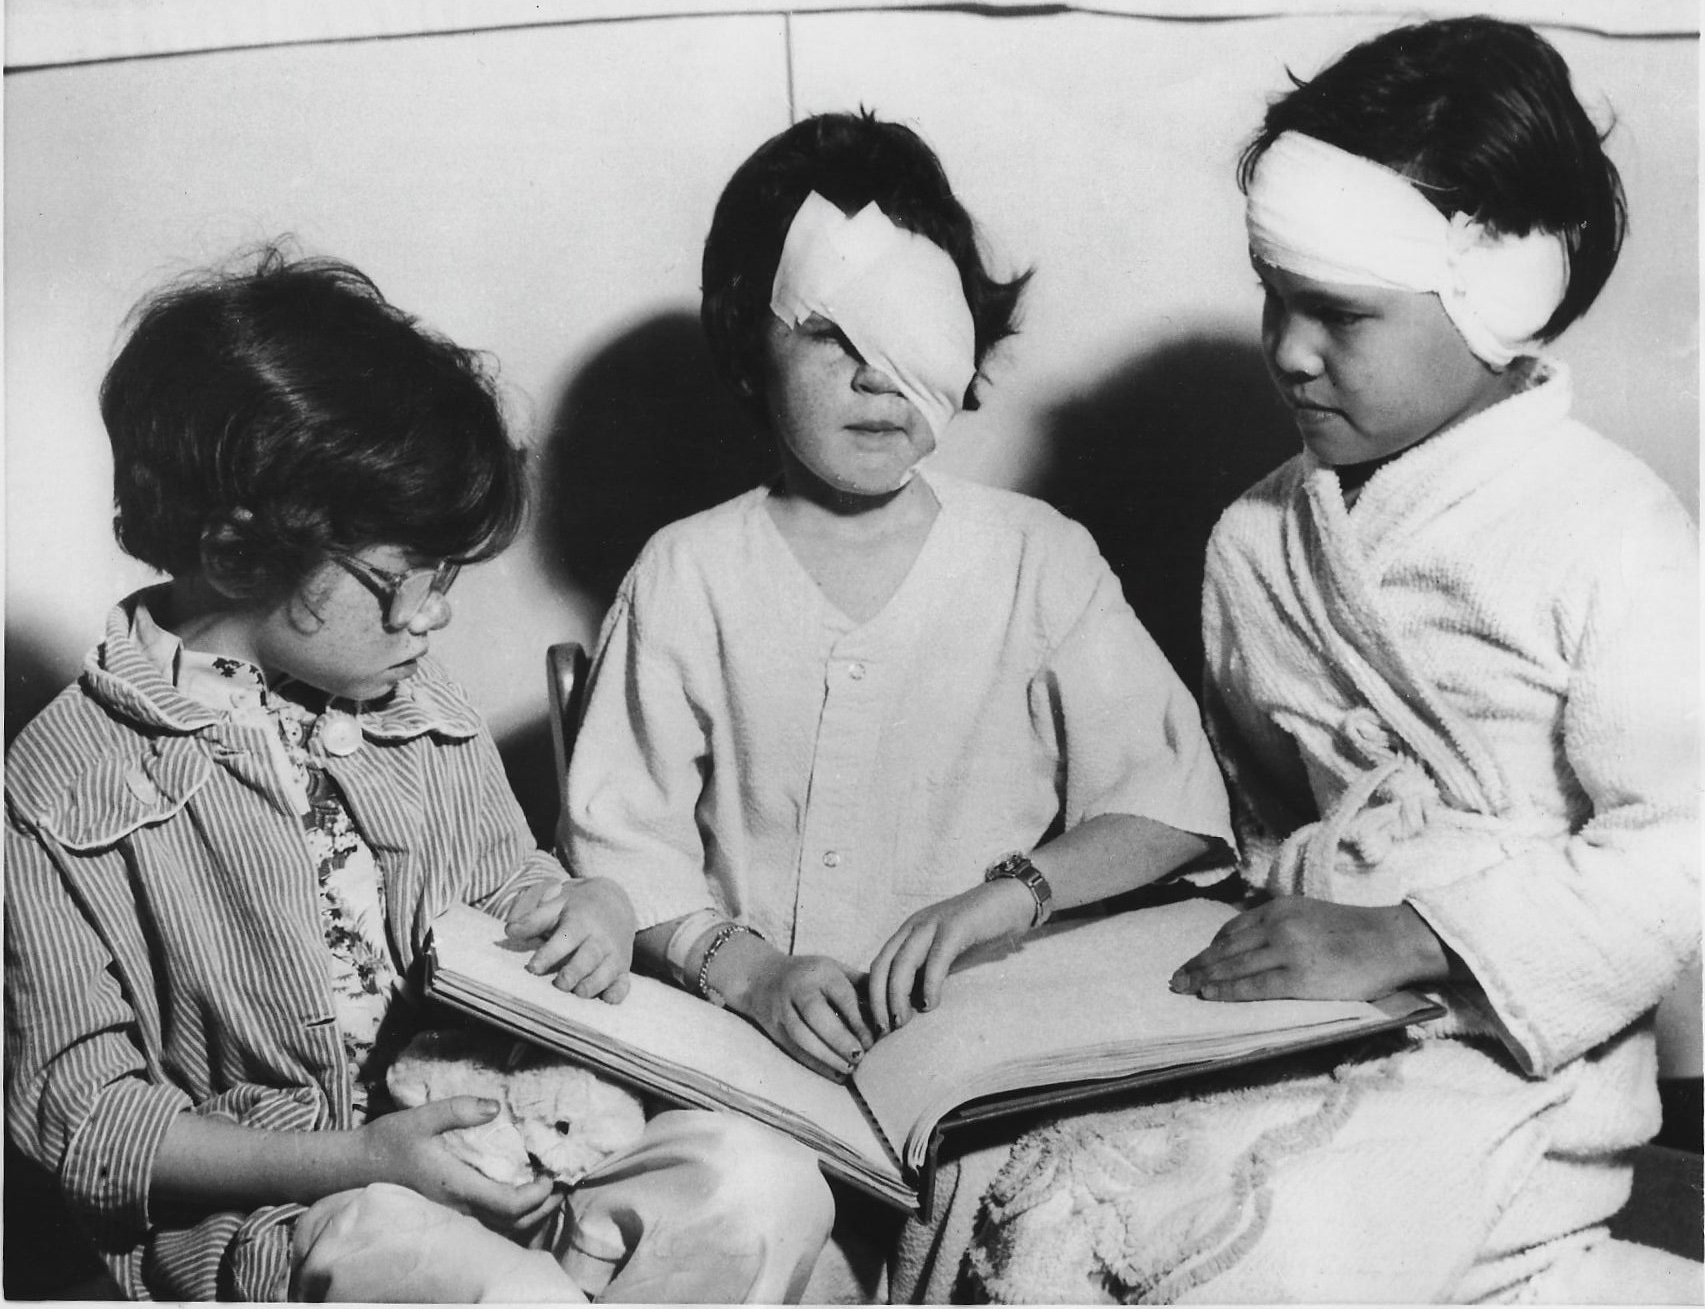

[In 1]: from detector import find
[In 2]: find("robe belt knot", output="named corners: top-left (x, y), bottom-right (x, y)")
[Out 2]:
top-left (1331, 708), bottom-right (1439, 860)
top-left (1272, 708), bottom-right (1441, 899)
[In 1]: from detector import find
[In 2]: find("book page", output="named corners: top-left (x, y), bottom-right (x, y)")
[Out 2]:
top-left (852, 898), bottom-right (1392, 1167)
top-left (426, 905), bottom-right (899, 1190)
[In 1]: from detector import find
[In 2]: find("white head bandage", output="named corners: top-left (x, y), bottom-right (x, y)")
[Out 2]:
top-left (1246, 132), bottom-right (1568, 367)
top-left (770, 191), bottom-right (976, 440)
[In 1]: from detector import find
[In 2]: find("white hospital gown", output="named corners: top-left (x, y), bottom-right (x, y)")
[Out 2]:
top-left (563, 469), bottom-right (1232, 967)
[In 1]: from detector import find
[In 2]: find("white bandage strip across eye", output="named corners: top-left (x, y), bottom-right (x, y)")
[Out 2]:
top-left (1246, 132), bottom-right (1568, 367)
top-left (771, 191), bottom-right (976, 440)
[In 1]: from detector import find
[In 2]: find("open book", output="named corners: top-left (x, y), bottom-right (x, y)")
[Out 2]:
top-left (424, 898), bottom-right (1439, 1214)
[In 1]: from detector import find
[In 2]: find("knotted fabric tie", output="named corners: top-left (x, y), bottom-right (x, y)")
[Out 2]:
top-left (1273, 708), bottom-right (1440, 901)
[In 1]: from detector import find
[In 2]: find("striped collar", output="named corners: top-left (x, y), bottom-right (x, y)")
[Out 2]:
top-left (84, 588), bottom-right (483, 744)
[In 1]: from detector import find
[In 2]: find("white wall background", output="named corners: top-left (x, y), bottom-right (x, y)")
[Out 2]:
top-left (6, 4), bottom-right (1697, 844)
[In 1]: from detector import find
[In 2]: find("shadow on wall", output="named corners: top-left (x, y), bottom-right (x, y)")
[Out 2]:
top-left (6, 626), bottom-right (82, 747)
top-left (502, 715), bottom-right (562, 853)
top-left (1031, 333), bottom-right (1296, 686)
top-left (531, 310), bottom-right (776, 609)
top-left (503, 310), bottom-right (776, 848)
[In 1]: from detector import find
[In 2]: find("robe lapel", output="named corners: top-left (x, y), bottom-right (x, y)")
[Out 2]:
top-left (1282, 467), bottom-right (1505, 816)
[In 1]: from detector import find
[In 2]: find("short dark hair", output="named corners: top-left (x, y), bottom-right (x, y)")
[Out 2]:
top-left (1238, 17), bottom-right (1626, 340)
top-left (701, 110), bottom-right (1029, 410)
top-left (100, 244), bottom-right (526, 598)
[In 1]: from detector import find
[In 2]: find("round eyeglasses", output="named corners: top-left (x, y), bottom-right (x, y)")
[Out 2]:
top-left (331, 555), bottom-right (460, 629)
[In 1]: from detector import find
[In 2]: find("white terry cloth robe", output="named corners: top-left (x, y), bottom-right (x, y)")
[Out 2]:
top-left (963, 361), bottom-right (1700, 1304)
top-left (563, 468), bottom-right (1232, 967)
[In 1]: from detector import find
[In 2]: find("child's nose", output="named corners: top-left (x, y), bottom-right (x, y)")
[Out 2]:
top-left (852, 360), bottom-right (901, 395)
top-left (1265, 314), bottom-right (1323, 380)
top-left (407, 593), bottom-right (452, 635)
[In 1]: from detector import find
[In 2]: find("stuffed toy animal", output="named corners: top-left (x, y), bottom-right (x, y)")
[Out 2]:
top-left (387, 1027), bottom-right (647, 1187)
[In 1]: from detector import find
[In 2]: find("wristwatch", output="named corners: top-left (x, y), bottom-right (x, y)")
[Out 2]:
top-left (983, 851), bottom-right (1053, 929)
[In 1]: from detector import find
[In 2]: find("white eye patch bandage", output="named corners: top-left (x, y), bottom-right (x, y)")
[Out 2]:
top-left (770, 191), bottom-right (976, 440)
top-left (1246, 132), bottom-right (1568, 367)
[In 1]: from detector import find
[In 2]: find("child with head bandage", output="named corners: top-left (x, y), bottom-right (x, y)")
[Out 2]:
top-left (562, 110), bottom-right (1235, 1292)
top-left (964, 18), bottom-right (1700, 1304)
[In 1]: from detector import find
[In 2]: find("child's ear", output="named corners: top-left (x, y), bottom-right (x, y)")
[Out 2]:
top-left (198, 509), bottom-right (259, 601)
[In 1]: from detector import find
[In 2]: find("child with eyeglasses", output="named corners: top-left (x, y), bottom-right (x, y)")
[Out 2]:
top-left (3, 245), bottom-right (831, 1302)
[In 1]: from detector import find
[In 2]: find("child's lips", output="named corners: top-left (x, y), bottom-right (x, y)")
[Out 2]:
top-left (1288, 398), bottom-right (1341, 423)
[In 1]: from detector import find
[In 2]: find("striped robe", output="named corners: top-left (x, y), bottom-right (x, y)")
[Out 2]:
top-left (4, 590), bottom-right (569, 1300)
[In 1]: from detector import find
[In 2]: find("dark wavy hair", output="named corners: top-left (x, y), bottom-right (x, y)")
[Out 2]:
top-left (701, 110), bottom-right (1030, 411)
top-left (100, 243), bottom-right (527, 599)
top-left (1238, 17), bottom-right (1626, 340)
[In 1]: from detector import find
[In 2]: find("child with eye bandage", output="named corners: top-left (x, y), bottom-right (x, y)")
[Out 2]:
top-left (964, 17), bottom-right (1699, 1305)
top-left (560, 110), bottom-right (1235, 1297)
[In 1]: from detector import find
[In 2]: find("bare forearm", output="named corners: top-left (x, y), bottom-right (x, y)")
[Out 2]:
top-left (640, 916), bottom-right (785, 1014)
top-left (1028, 813), bottom-right (1214, 912)
top-left (151, 1112), bottom-right (372, 1209)
top-left (632, 912), bottom-right (724, 983)
top-left (634, 919), bottom-right (679, 975)
top-left (1387, 902), bottom-right (1458, 988)
top-left (635, 912), bottom-right (794, 1007)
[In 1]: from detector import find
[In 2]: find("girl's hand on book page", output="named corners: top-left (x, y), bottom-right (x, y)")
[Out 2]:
top-left (1168, 898), bottom-right (1452, 1002)
top-left (360, 1097), bottom-right (563, 1235)
top-left (742, 953), bottom-right (875, 1081)
top-left (504, 877), bottom-right (636, 1004)
top-left (867, 879), bottom-right (1034, 1033)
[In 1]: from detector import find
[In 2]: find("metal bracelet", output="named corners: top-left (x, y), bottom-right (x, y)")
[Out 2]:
top-left (695, 921), bottom-right (758, 1005)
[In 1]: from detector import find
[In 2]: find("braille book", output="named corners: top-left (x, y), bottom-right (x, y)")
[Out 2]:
top-left (425, 897), bottom-right (1440, 1215)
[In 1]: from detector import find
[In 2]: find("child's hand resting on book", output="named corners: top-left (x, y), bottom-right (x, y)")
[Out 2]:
top-left (504, 877), bottom-right (636, 1003)
top-left (866, 877), bottom-right (1036, 1033)
top-left (1168, 897), bottom-right (1453, 1002)
top-left (719, 941), bottom-right (875, 1082)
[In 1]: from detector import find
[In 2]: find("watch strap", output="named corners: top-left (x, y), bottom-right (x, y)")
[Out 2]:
top-left (983, 851), bottom-right (1053, 928)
